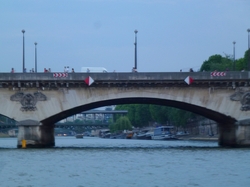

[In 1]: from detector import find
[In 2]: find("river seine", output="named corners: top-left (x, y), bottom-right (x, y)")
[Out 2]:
top-left (0, 137), bottom-right (250, 187)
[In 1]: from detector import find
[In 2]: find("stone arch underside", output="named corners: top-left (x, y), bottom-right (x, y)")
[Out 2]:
top-left (41, 97), bottom-right (237, 126)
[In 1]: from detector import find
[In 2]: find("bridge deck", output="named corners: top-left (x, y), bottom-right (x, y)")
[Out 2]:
top-left (0, 72), bottom-right (249, 88)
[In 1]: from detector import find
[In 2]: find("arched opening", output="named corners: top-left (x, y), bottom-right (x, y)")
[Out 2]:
top-left (41, 97), bottom-right (237, 125)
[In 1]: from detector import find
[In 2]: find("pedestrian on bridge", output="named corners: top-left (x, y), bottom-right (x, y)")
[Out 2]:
top-left (132, 67), bottom-right (137, 72)
top-left (66, 66), bottom-right (69, 72)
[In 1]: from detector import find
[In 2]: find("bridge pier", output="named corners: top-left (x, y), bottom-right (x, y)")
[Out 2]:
top-left (17, 120), bottom-right (55, 148)
top-left (218, 124), bottom-right (237, 147)
top-left (219, 121), bottom-right (250, 147)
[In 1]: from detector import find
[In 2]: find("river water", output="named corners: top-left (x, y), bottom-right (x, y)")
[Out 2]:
top-left (0, 137), bottom-right (250, 187)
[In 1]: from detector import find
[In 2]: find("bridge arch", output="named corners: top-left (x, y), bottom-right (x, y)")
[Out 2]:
top-left (41, 97), bottom-right (236, 126)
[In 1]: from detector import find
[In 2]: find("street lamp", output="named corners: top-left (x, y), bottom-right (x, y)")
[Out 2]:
top-left (134, 30), bottom-right (138, 70)
top-left (34, 42), bottom-right (37, 73)
top-left (22, 30), bottom-right (25, 73)
top-left (247, 28), bottom-right (250, 49)
top-left (248, 29), bottom-right (250, 71)
top-left (233, 41), bottom-right (236, 71)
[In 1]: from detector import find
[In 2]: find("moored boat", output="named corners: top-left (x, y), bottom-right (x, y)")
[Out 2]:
top-left (136, 131), bottom-right (153, 140)
top-left (75, 134), bottom-right (84, 139)
top-left (110, 133), bottom-right (126, 139)
top-left (151, 126), bottom-right (177, 140)
top-left (126, 131), bottom-right (134, 139)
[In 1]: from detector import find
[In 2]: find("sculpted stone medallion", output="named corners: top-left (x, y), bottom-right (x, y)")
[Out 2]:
top-left (10, 92), bottom-right (47, 111)
top-left (240, 93), bottom-right (250, 111)
top-left (230, 90), bottom-right (250, 111)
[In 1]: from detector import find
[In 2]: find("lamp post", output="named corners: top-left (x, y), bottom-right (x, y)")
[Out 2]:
top-left (34, 42), bottom-right (37, 73)
top-left (247, 28), bottom-right (250, 49)
top-left (22, 30), bottom-right (25, 73)
top-left (247, 29), bottom-right (250, 71)
top-left (134, 30), bottom-right (138, 70)
top-left (233, 41), bottom-right (236, 71)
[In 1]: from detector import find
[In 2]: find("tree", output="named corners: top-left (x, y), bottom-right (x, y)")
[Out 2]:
top-left (200, 54), bottom-right (233, 71)
top-left (134, 104), bottom-right (152, 127)
top-left (149, 105), bottom-right (169, 124)
top-left (115, 104), bottom-right (136, 125)
top-left (243, 49), bottom-right (250, 71)
top-left (110, 116), bottom-right (132, 132)
top-left (236, 58), bottom-right (245, 71)
top-left (115, 104), bottom-right (200, 128)
top-left (167, 108), bottom-right (193, 128)
top-left (115, 104), bottom-right (151, 127)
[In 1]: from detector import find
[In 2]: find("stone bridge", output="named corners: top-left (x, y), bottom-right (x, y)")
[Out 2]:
top-left (0, 72), bottom-right (250, 148)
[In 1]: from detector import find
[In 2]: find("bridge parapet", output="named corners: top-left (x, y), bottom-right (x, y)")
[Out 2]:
top-left (0, 72), bottom-right (249, 89)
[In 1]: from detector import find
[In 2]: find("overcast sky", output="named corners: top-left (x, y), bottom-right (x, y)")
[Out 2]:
top-left (1, 0), bottom-right (250, 73)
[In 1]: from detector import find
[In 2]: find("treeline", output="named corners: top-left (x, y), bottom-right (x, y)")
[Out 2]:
top-left (114, 104), bottom-right (203, 129)
top-left (199, 49), bottom-right (250, 71)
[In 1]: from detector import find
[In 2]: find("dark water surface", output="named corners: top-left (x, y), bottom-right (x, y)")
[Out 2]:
top-left (1, 137), bottom-right (250, 187)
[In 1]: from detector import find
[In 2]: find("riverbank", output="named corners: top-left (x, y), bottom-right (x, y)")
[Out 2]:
top-left (178, 135), bottom-right (218, 141)
top-left (0, 132), bottom-right (219, 141)
top-left (0, 133), bottom-right (9, 138)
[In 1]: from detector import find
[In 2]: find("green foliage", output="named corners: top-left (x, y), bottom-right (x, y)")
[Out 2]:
top-left (115, 104), bottom-right (152, 127)
top-left (236, 58), bottom-right (245, 71)
top-left (149, 105), bottom-right (169, 124)
top-left (109, 123), bottom-right (116, 133)
top-left (115, 104), bottom-right (199, 128)
top-left (200, 54), bottom-right (233, 71)
top-left (134, 104), bottom-right (152, 127)
top-left (200, 49), bottom-right (250, 72)
top-left (109, 116), bottom-right (132, 132)
top-left (243, 49), bottom-right (250, 70)
top-left (167, 108), bottom-right (193, 127)
top-left (115, 104), bottom-right (134, 119)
